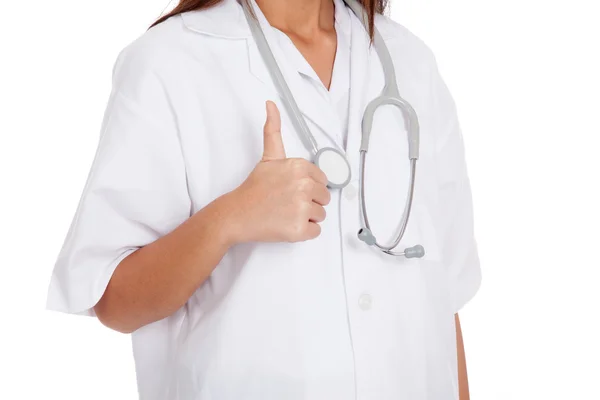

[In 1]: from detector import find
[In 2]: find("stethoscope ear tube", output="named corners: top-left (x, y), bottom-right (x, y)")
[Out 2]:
top-left (241, 0), bottom-right (320, 157)
top-left (242, 0), bottom-right (352, 188)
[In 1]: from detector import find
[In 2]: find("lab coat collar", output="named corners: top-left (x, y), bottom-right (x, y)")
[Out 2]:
top-left (181, 0), bottom-right (386, 159)
top-left (180, 0), bottom-right (250, 39)
top-left (333, 0), bottom-right (352, 37)
top-left (180, 0), bottom-right (342, 146)
top-left (180, 0), bottom-right (388, 40)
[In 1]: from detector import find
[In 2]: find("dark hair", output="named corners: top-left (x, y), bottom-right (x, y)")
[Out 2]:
top-left (150, 0), bottom-right (388, 39)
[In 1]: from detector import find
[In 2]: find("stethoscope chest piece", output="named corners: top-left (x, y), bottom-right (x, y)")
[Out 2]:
top-left (315, 147), bottom-right (351, 188)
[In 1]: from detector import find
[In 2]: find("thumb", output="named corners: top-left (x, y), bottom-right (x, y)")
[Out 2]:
top-left (262, 101), bottom-right (286, 161)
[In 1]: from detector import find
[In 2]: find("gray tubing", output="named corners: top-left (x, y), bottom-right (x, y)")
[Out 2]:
top-left (361, 95), bottom-right (420, 160)
top-left (241, 1), bottom-right (320, 156)
top-left (359, 152), bottom-right (419, 253)
top-left (343, 0), bottom-right (420, 160)
top-left (342, 0), bottom-right (399, 98)
top-left (241, 0), bottom-right (417, 158)
top-left (243, 0), bottom-right (423, 258)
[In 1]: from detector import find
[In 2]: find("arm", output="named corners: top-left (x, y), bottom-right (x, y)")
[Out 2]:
top-left (94, 193), bottom-right (239, 333)
top-left (456, 313), bottom-right (470, 400)
top-left (95, 101), bottom-right (329, 333)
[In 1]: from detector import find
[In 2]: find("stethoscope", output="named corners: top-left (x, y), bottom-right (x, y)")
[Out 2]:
top-left (242, 0), bottom-right (425, 259)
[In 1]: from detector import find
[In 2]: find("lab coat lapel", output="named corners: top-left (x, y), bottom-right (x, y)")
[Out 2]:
top-left (246, 4), bottom-right (343, 149)
top-left (345, 14), bottom-right (385, 179)
top-left (278, 62), bottom-right (343, 148)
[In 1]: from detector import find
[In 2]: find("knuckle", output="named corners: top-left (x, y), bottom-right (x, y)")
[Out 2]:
top-left (318, 170), bottom-right (328, 184)
top-left (289, 157), bottom-right (304, 168)
top-left (289, 158), bottom-right (309, 176)
top-left (295, 197), bottom-right (311, 214)
top-left (311, 164), bottom-right (327, 183)
top-left (292, 189), bottom-right (308, 206)
top-left (288, 220), bottom-right (306, 241)
top-left (297, 177), bottom-right (314, 193)
top-left (323, 187), bottom-right (332, 205)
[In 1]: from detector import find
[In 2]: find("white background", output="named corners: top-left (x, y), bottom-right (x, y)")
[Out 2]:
top-left (1, 0), bottom-right (599, 398)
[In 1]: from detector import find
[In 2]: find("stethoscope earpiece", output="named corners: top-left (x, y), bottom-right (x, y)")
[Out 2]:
top-left (358, 229), bottom-right (425, 259)
top-left (404, 245), bottom-right (425, 259)
top-left (357, 228), bottom-right (376, 246)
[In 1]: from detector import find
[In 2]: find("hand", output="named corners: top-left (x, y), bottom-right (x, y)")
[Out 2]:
top-left (229, 101), bottom-right (331, 243)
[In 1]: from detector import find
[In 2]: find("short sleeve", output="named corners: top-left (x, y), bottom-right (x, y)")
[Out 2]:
top-left (429, 53), bottom-right (482, 313)
top-left (46, 45), bottom-right (192, 316)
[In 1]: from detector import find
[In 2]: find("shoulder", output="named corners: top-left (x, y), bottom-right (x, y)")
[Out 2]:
top-left (375, 13), bottom-right (437, 70)
top-left (374, 13), bottom-right (449, 110)
top-left (113, 0), bottom-right (245, 78)
top-left (374, 14), bottom-right (460, 142)
top-left (110, 16), bottom-right (192, 93)
top-left (101, 16), bottom-right (196, 128)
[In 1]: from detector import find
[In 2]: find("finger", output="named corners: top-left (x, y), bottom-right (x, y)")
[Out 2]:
top-left (262, 101), bottom-right (286, 161)
top-left (303, 222), bottom-right (322, 240)
top-left (311, 183), bottom-right (331, 206)
top-left (309, 203), bottom-right (326, 223)
top-left (305, 162), bottom-right (329, 186)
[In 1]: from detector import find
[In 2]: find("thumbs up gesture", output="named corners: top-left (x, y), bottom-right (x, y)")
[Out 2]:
top-left (230, 101), bottom-right (331, 243)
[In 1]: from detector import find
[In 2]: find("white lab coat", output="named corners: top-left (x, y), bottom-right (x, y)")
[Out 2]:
top-left (47, 0), bottom-right (481, 398)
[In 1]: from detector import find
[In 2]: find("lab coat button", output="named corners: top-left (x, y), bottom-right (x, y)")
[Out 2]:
top-left (358, 293), bottom-right (373, 311)
top-left (344, 183), bottom-right (357, 200)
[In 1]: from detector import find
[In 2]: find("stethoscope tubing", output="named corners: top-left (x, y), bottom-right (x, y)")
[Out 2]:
top-left (240, 0), bottom-right (425, 258)
top-left (241, 0), bottom-right (320, 157)
top-left (359, 152), bottom-right (418, 255)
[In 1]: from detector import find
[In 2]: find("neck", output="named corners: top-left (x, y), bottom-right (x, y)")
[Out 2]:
top-left (254, 0), bottom-right (335, 38)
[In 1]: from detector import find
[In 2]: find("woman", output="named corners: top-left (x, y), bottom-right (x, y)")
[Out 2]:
top-left (47, 0), bottom-right (481, 398)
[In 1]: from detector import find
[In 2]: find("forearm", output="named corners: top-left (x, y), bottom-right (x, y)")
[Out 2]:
top-left (456, 313), bottom-right (470, 400)
top-left (94, 101), bottom-right (329, 334)
top-left (94, 191), bottom-right (241, 333)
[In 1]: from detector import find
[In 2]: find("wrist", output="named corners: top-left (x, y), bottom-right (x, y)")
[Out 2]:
top-left (208, 189), bottom-right (248, 247)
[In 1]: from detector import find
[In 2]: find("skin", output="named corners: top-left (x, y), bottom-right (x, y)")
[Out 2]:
top-left (456, 314), bottom-right (470, 400)
top-left (95, 102), bottom-right (330, 332)
top-left (95, 0), bottom-right (470, 397)
top-left (256, 0), bottom-right (338, 89)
